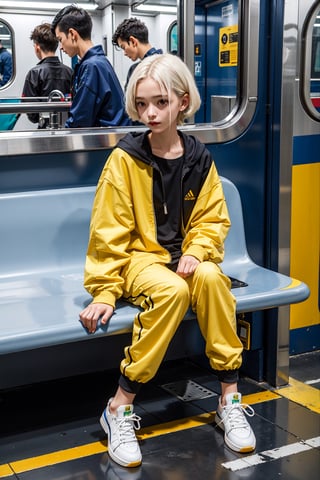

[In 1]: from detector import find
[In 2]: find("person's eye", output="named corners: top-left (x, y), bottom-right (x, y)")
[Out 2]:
top-left (158, 98), bottom-right (169, 106)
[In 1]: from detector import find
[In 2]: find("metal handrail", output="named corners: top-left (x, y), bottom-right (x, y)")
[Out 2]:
top-left (0, 101), bottom-right (71, 114)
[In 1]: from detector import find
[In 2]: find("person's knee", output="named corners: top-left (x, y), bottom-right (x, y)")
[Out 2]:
top-left (174, 275), bottom-right (190, 301)
top-left (162, 275), bottom-right (190, 305)
top-left (195, 262), bottom-right (230, 288)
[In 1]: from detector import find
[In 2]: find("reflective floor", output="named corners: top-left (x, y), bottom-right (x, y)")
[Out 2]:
top-left (0, 351), bottom-right (319, 480)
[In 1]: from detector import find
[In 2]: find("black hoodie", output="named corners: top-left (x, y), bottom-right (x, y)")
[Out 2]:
top-left (117, 130), bottom-right (214, 266)
top-left (118, 130), bottom-right (213, 224)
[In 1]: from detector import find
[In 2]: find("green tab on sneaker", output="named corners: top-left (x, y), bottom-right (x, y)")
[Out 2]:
top-left (118, 405), bottom-right (133, 417)
top-left (225, 392), bottom-right (242, 405)
top-left (231, 393), bottom-right (241, 404)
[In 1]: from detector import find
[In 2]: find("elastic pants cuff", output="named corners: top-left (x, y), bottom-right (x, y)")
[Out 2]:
top-left (119, 374), bottom-right (142, 394)
top-left (214, 369), bottom-right (239, 384)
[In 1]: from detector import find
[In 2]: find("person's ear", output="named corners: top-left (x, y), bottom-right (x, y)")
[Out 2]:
top-left (180, 94), bottom-right (190, 111)
top-left (129, 36), bottom-right (138, 47)
top-left (68, 28), bottom-right (78, 41)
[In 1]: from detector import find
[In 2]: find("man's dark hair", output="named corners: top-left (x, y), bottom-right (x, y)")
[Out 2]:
top-left (51, 5), bottom-right (92, 40)
top-left (112, 18), bottom-right (149, 46)
top-left (30, 23), bottom-right (58, 53)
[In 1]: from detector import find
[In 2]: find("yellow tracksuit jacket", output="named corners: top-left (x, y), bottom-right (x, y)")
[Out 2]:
top-left (84, 130), bottom-right (230, 307)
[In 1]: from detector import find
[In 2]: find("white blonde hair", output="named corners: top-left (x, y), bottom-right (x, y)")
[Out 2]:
top-left (125, 53), bottom-right (201, 125)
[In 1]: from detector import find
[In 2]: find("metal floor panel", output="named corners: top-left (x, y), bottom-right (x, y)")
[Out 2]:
top-left (0, 353), bottom-right (319, 480)
top-left (161, 379), bottom-right (217, 401)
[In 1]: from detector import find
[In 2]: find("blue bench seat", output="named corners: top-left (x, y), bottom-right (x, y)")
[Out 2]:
top-left (0, 178), bottom-right (309, 381)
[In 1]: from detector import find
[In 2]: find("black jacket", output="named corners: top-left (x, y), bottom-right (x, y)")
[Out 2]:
top-left (22, 57), bottom-right (72, 124)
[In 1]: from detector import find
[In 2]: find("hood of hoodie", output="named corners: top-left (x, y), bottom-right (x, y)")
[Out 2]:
top-left (117, 130), bottom-right (209, 175)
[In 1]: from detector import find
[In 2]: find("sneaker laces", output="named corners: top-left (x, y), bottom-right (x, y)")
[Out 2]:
top-left (115, 413), bottom-right (141, 444)
top-left (217, 403), bottom-right (255, 431)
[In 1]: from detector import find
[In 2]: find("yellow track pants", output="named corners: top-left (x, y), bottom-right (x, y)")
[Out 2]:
top-left (121, 261), bottom-right (243, 384)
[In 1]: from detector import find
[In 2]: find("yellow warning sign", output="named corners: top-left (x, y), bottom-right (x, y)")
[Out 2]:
top-left (219, 25), bottom-right (238, 67)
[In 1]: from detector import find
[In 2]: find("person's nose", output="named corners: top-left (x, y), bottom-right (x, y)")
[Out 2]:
top-left (147, 104), bottom-right (156, 119)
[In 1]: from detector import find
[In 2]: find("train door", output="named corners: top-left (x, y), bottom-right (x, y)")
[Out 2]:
top-left (184, 0), bottom-right (295, 385)
top-left (189, 0), bottom-right (319, 376)
top-left (281, 0), bottom-right (320, 353)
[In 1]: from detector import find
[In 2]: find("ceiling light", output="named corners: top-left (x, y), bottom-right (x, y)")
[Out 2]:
top-left (0, 1), bottom-right (98, 12)
top-left (134, 4), bottom-right (177, 14)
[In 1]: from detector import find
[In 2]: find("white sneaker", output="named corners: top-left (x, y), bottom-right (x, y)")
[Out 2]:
top-left (215, 392), bottom-right (256, 453)
top-left (100, 398), bottom-right (142, 468)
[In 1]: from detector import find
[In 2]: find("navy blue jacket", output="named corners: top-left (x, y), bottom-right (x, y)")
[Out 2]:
top-left (125, 47), bottom-right (163, 90)
top-left (0, 47), bottom-right (12, 87)
top-left (66, 45), bottom-right (130, 128)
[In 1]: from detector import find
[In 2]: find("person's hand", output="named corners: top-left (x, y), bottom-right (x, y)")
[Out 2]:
top-left (176, 255), bottom-right (200, 278)
top-left (79, 302), bottom-right (114, 333)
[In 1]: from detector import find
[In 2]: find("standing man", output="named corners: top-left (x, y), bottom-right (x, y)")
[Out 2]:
top-left (112, 17), bottom-right (163, 90)
top-left (22, 23), bottom-right (73, 128)
top-left (0, 39), bottom-right (12, 87)
top-left (51, 5), bottom-right (130, 128)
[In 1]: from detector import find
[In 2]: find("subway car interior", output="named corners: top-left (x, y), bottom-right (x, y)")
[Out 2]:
top-left (0, 0), bottom-right (319, 479)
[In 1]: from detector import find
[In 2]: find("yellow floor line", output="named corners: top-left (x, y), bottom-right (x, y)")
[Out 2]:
top-left (0, 466), bottom-right (13, 479)
top-left (0, 390), bottom-right (279, 478)
top-left (138, 391), bottom-right (280, 440)
top-left (275, 376), bottom-right (320, 413)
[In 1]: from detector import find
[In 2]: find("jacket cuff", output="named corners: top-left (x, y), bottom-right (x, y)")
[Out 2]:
top-left (184, 245), bottom-right (207, 262)
top-left (92, 291), bottom-right (117, 309)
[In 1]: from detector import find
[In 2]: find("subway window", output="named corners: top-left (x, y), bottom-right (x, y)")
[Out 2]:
top-left (302, 6), bottom-right (320, 120)
top-left (168, 21), bottom-right (178, 54)
top-left (182, 0), bottom-right (259, 143)
top-left (193, 0), bottom-right (241, 124)
top-left (0, 19), bottom-right (14, 88)
top-left (310, 9), bottom-right (320, 114)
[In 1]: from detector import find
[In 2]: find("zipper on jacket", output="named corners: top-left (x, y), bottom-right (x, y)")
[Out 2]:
top-left (152, 161), bottom-right (168, 215)
top-left (180, 173), bottom-right (186, 235)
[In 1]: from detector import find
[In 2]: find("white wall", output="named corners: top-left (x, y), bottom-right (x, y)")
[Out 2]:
top-left (101, 6), bottom-right (176, 89)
